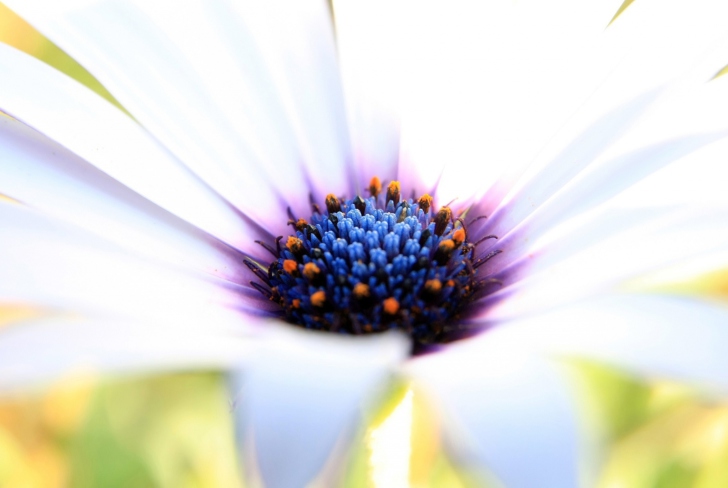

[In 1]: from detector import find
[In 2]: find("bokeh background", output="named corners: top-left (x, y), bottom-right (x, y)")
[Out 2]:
top-left (2, 2), bottom-right (728, 486)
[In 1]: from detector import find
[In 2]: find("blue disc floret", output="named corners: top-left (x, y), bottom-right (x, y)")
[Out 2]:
top-left (248, 177), bottom-right (488, 348)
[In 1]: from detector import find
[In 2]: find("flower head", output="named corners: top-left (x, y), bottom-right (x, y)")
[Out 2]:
top-left (254, 179), bottom-right (495, 350)
top-left (2, 0), bottom-right (728, 486)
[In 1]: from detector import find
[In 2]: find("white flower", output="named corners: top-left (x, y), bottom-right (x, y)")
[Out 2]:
top-left (2, 0), bottom-right (728, 486)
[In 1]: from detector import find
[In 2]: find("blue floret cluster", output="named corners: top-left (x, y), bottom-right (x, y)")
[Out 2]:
top-left (249, 184), bottom-right (478, 348)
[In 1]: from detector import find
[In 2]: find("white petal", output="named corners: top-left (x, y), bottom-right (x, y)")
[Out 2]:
top-left (6, 0), bottom-right (352, 226)
top-left (0, 201), bottom-right (273, 321)
top-left (394, 0), bottom-right (728, 210)
top-left (233, 326), bottom-right (409, 488)
top-left (482, 89), bottom-right (660, 240)
top-left (0, 113), bottom-right (275, 283)
top-left (331, 0), bottom-right (402, 187)
top-left (408, 291), bottom-right (728, 484)
top-left (472, 294), bottom-right (728, 393)
top-left (476, 133), bottom-right (728, 277)
top-left (0, 42), bottom-right (265, 247)
top-left (384, 0), bottom-right (627, 203)
top-left (482, 205), bottom-right (728, 321)
top-left (0, 314), bottom-right (254, 393)
top-left (407, 343), bottom-right (580, 487)
top-left (598, 77), bottom-right (728, 209)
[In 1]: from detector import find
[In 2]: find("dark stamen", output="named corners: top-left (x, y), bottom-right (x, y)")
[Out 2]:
top-left (325, 193), bottom-right (341, 213)
top-left (250, 281), bottom-right (273, 299)
top-left (434, 206), bottom-right (452, 236)
top-left (386, 181), bottom-right (401, 206)
top-left (474, 234), bottom-right (499, 247)
top-left (467, 215), bottom-right (488, 226)
top-left (353, 195), bottom-right (366, 214)
top-left (244, 259), bottom-right (271, 285)
top-left (255, 240), bottom-right (279, 258)
top-left (473, 249), bottom-right (503, 269)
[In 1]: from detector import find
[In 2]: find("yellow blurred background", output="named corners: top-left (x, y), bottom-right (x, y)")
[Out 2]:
top-left (2, 2), bottom-right (728, 486)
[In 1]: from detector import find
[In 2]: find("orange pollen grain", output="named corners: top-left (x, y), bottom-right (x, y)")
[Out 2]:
top-left (452, 228), bottom-right (466, 245)
top-left (353, 283), bottom-right (370, 298)
top-left (283, 259), bottom-right (298, 274)
top-left (418, 194), bottom-right (433, 213)
top-left (386, 181), bottom-right (401, 204)
top-left (286, 236), bottom-right (303, 252)
top-left (303, 262), bottom-right (320, 280)
top-left (292, 298), bottom-right (301, 309)
top-left (383, 297), bottom-right (400, 315)
top-left (438, 239), bottom-right (455, 252)
top-left (311, 290), bottom-right (326, 307)
top-left (436, 206), bottom-right (452, 221)
top-left (369, 176), bottom-right (382, 197)
top-left (325, 193), bottom-right (340, 213)
top-left (425, 279), bottom-right (442, 294)
top-left (295, 218), bottom-right (307, 231)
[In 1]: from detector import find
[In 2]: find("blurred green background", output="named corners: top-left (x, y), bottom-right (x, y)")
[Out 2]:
top-left (2, 2), bottom-right (728, 486)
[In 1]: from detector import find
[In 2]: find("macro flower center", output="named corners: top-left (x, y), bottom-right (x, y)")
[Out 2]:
top-left (248, 177), bottom-right (499, 350)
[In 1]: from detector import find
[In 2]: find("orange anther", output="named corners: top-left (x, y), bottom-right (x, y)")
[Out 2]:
top-left (434, 206), bottom-right (452, 236)
top-left (286, 236), bottom-right (304, 255)
top-left (424, 279), bottom-right (442, 294)
top-left (435, 239), bottom-right (456, 265)
top-left (452, 228), bottom-right (466, 246)
top-left (383, 297), bottom-right (400, 315)
top-left (353, 283), bottom-right (370, 298)
top-left (283, 259), bottom-right (298, 274)
top-left (369, 176), bottom-right (382, 197)
top-left (438, 239), bottom-right (455, 252)
top-left (311, 290), bottom-right (326, 307)
top-left (292, 298), bottom-right (301, 309)
top-left (418, 194), bottom-right (433, 214)
top-left (325, 193), bottom-right (341, 213)
top-left (386, 181), bottom-right (401, 205)
top-left (294, 218), bottom-right (308, 231)
top-left (303, 262), bottom-right (321, 280)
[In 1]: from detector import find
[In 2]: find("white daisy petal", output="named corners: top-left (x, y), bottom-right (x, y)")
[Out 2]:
top-left (482, 205), bottom-right (728, 321)
top-left (407, 343), bottom-right (580, 487)
top-left (331, 0), bottom-right (402, 186)
top-left (408, 0), bottom-right (728, 208)
top-left (477, 133), bottom-right (728, 276)
top-left (473, 294), bottom-right (728, 393)
top-left (0, 42), bottom-right (267, 247)
top-left (524, 134), bottom-right (728, 235)
top-left (0, 200), bottom-right (273, 321)
top-left (483, 89), bottom-right (661, 240)
top-left (233, 326), bottom-right (408, 488)
top-left (4, 0), bottom-right (351, 225)
top-left (224, 0), bottom-right (353, 199)
top-left (384, 0), bottom-right (626, 202)
top-left (0, 114), bottom-right (269, 282)
top-left (0, 315), bottom-right (253, 393)
top-left (598, 77), bottom-right (728, 208)
top-left (410, 291), bottom-right (728, 484)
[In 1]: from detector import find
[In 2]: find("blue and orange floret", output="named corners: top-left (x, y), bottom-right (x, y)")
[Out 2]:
top-left (246, 177), bottom-right (500, 349)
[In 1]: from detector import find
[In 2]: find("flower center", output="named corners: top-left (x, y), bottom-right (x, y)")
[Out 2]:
top-left (248, 177), bottom-right (496, 349)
